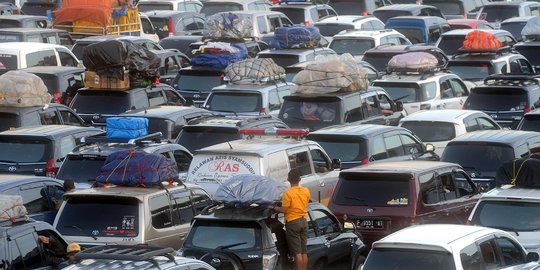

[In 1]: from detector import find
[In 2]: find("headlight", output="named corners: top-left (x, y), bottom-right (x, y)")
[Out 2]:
top-left (263, 252), bottom-right (278, 270)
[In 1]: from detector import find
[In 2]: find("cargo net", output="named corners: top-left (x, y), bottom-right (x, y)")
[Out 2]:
top-left (0, 195), bottom-right (28, 222)
top-left (224, 58), bottom-right (285, 85)
top-left (206, 12), bottom-right (253, 40)
top-left (292, 53), bottom-right (369, 95)
top-left (387, 52), bottom-right (441, 75)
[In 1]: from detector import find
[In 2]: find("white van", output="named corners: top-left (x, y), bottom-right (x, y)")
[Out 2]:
top-left (186, 128), bottom-right (341, 205)
top-left (0, 42), bottom-right (79, 69)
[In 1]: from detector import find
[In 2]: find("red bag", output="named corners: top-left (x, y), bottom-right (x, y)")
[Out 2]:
top-left (462, 30), bottom-right (502, 51)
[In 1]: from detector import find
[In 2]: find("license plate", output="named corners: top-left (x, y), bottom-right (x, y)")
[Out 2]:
top-left (357, 219), bottom-right (384, 229)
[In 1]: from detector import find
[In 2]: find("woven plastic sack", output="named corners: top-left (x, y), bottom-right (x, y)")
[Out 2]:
top-left (521, 16), bottom-right (540, 40)
top-left (292, 53), bottom-right (369, 94)
top-left (206, 12), bottom-right (253, 40)
top-left (213, 174), bottom-right (289, 207)
top-left (462, 30), bottom-right (502, 51)
top-left (0, 70), bottom-right (51, 107)
top-left (0, 195), bottom-right (27, 222)
top-left (387, 52), bottom-right (440, 73)
top-left (224, 58), bottom-right (285, 84)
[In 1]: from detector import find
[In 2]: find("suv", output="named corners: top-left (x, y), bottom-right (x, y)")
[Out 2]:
top-left (181, 202), bottom-right (367, 270)
top-left (329, 29), bottom-right (410, 58)
top-left (22, 66), bottom-right (85, 106)
top-left (0, 125), bottom-right (103, 177)
top-left (436, 29), bottom-right (517, 57)
top-left (0, 14), bottom-right (50, 28)
top-left (0, 42), bottom-right (80, 70)
top-left (200, 0), bottom-right (270, 17)
top-left (385, 16), bottom-right (450, 45)
top-left (314, 15), bottom-right (385, 41)
top-left (373, 4), bottom-right (444, 24)
top-left (464, 74), bottom-right (540, 129)
top-left (307, 124), bottom-right (438, 169)
top-left (517, 109), bottom-right (540, 132)
top-left (70, 85), bottom-right (185, 125)
top-left (328, 160), bottom-right (480, 247)
top-left (270, 2), bottom-right (337, 25)
top-left (56, 132), bottom-right (193, 187)
top-left (53, 182), bottom-right (212, 249)
top-left (0, 103), bottom-right (86, 132)
top-left (477, 1), bottom-right (540, 29)
top-left (256, 47), bottom-right (337, 68)
top-left (138, 0), bottom-right (203, 13)
top-left (173, 66), bottom-right (226, 106)
top-left (153, 49), bottom-right (190, 85)
top-left (175, 115), bottom-right (288, 152)
top-left (215, 10), bottom-right (293, 39)
top-left (326, 0), bottom-right (393, 16)
top-left (278, 87), bottom-right (404, 131)
top-left (440, 130), bottom-right (540, 191)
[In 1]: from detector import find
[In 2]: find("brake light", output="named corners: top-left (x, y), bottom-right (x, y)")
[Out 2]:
top-left (168, 18), bottom-right (174, 37)
top-left (260, 108), bottom-right (268, 116)
top-left (45, 159), bottom-right (57, 178)
top-left (362, 10), bottom-right (368, 16)
top-left (524, 106), bottom-right (531, 113)
top-left (239, 128), bottom-right (266, 135)
top-left (361, 157), bottom-right (369, 165)
top-left (52, 93), bottom-right (61, 104)
top-left (239, 128), bottom-right (309, 137)
top-left (153, 76), bottom-right (161, 85)
top-left (275, 129), bottom-right (309, 136)
top-left (271, 0), bottom-right (279, 4)
top-left (466, 219), bottom-right (473, 226)
top-left (304, 20), bottom-right (310, 26)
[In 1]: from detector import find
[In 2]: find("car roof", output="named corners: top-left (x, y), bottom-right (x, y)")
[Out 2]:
top-left (186, 115), bottom-right (278, 126)
top-left (0, 125), bottom-right (101, 138)
top-left (309, 124), bottom-right (406, 137)
top-left (204, 0), bottom-right (258, 4)
top-left (0, 42), bottom-right (66, 52)
top-left (195, 202), bottom-right (323, 221)
top-left (146, 10), bottom-right (197, 17)
top-left (212, 82), bottom-right (290, 91)
top-left (482, 185), bottom-right (540, 202)
top-left (0, 28), bottom-right (65, 33)
top-left (373, 224), bottom-right (499, 253)
top-left (374, 4), bottom-right (435, 12)
top-left (0, 103), bottom-right (67, 114)
top-left (21, 66), bottom-right (85, 75)
top-left (195, 137), bottom-right (317, 157)
top-left (0, 175), bottom-right (61, 189)
top-left (258, 47), bottom-right (331, 55)
top-left (483, 1), bottom-right (537, 7)
top-left (442, 29), bottom-right (510, 36)
top-left (341, 160), bottom-right (460, 174)
top-left (140, 0), bottom-right (195, 3)
top-left (70, 256), bottom-right (212, 270)
top-left (333, 29), bottom-right (398, 38)
top-left (376, 72), bottom-right (452, 83)
top-left (448, 130), bottom-right (540, 145)
top-left (218, 10), bottom-right (285, 16)
top-left (399, 109), bottom-right (484, 123)
top-left (447, 18), bottom-right (488, 26)
top-left (315, 15), bottom-right (372, 24)
top-left (120, 105), bottom-right (209, 118)
top-left (69, 140), bottom-right (181, 156)
top-left (501, 16), bottom-right (536, 24)
top-left (386, 16), bottom-right (447, 24)
top-left (0, 15), bottom-right (48, 20)
top-left (271, 3), bottom-right (332, 9)
top-left (63, 183), bottom-right (200, 201)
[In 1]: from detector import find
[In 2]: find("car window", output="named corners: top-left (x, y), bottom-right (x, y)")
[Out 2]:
top-left (460, 243), bottom-right (482, 270)
top-left (191, 189), bottom-right (212, 214)
top-left (449, 79), bottom-right (467, 97)
top-left (58, 136), bottom-right (76, 158)
top-left (422, 172), bottom-right (458, 204)
top-left (384, 135), bottom-right (405, 157)
top-left (247, 2), bottom-right (257, 10)
top-left (26, 49), bottom-right (58, 67)
top-left (363, 96), bottom-right (381, 117)
top-left (361, 22), bottom-right (373, 31)
top-left (20, 184), bottom-right (51, 214)
top-left (185, 17), bottom-right (202, 31)
top-left (310, 8), bottom-right (319, 22)
top-left (400, 134), bottom-right (423, 155)
top-left (39, 110), bottom-right (61, 125)
top-left (495, 237), bottom-right (526, 266)
top-left (440, 80), bottom-right (454, 99)
top-left (268, 88), bottom-right (280, 110)
top-left (42, 34), bottom-right (58, 44)
top-left (257, 16), bottom-right (268, 34)
top-left (170, 191), bottom-right (194, 225)
top-left (268, 16), bottom-right (281, 31)
top-left (141, 16), bottom-right (156, 34)
top-left (429, 27), bottom-right (442, 44)
top-left (58, 49), bottom-right (78, 66)
top-left (477, 117), bottom-right (498, 130)
top-left (465, 118), bottom-right (480, 132)
top-left (164, 56), bottom-right (180, 76)
top-left (9, 232), bottom-right (46, 269)
top-left (310, 148), bottom-right (330, 173)
top-left (310, 209), bottom-right (340, 236)
top-left (149, 194), bottom-right (173, 229)
top-left (317, 8), bottom-right (329, 19)
top-left (372, 135), bottom-right (388, 160)
top-left (479, 240), bottom-right (502, 268)
top-left (27, 34), bottom-right (41, 43)
top-left (58, 33), bottom-right (73, 46)
top-left (518, 59), bottom-right (533, 73)
top-left (288, 151), bottom-right (312, 176)
top-left (173, 150), bottom-right (191, 172)
top-left (371, 20), bottom-right (384, 30)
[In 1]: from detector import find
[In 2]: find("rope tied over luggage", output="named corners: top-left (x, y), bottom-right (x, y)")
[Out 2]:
top-left (511, 157), bottom-right (532, 185)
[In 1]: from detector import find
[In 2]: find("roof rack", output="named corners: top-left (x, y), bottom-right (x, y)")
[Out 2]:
top-left (483, 74), bottom-right (540, 87)
top-left (453, 46), bottom-right (512, 58)
top-left (81, 132), bottom-right (164, 145)
top-left (76, 245), bottom-right (177, 268)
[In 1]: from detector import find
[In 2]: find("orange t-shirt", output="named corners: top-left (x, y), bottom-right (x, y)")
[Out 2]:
top-left (282, 186), bottom-right (310, 223)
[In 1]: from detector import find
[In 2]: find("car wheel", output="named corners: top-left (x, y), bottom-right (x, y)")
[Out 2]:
top-left (313, 258), bottom-right (327, 270)
top-left (354, 255), bottom-right (366, 270)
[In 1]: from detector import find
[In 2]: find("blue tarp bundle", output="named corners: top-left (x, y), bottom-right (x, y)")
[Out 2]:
top-left (213, 174), bottom-right (289, 207)
top-left (271, 26), bottom-right (321, 49)
top-left (96, 150), bottom-right (179, 187)
top-left (191, 45), bottom-right (248, 69)
top-left (106, 117), bottom-right (148, 139)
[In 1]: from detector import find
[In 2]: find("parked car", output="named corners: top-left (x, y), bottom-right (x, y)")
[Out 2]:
top-left (447, 18), bottom-right (494, 30)
top-left (159, 35), bottom-right (204, 57)
top-left (70, 35), bottom-right (164, 60)
top-left (0, 125), bottom-right (103, 177)
top-left (0, 14), bottom-right (50, 28)
top-left (0, 28), bottom-right (74, 49)
top-left (373, 4), bottom-right (444, 24)
top-left (147, 11), bottom-right (206, 39)
top-left (53, 182), bottom-right (212, 249)
top-left (200, 0), bottom-right (270, 17)
top-left (153, 49), bottom-right (190, 85)
top-left (363, 224), bottom-right (540, 270)
top-left (172, 65), bottom-right (226, 106)
top-left (0, 42), bottom-right (80, 69)
top-left (0, 103), bottom-right (87, 132)
top-left (329, 29), bottom-right (410, 58)
top-left (477, 1), bottom-right (540, 29)
top-left (256, 47), bottom-right (336, 68)
top-left (440, 130), bottom-right (540, 191)
top-left (501, 16), bottom-right (536, 42)
top-left (21, 0), bottom-right (58, 16)
top-left (181, 202), bottom-right (366, 270)
top-left (385, 16), bottom-right (450, 45)
top-left (307, 124), bottom-right (438, 170)
top-left (435, 29), bottom-right (517, 57)
top-left (270, 2), bottom-right (337, 25)
top-left (285, 59), bottom-right (379, 83)
top-left (138, 0), bottom-right (203, 13)
top-left (328, 161), bottom-right (481, 247)
top-left (517, 109), bottom-right (540, 132)
top-left (399, 109), bottom-right (501, 156)
top-left (314, 15), bottom-right (385, 41)
top-left (422, 0), bottom-right (488, 20)
top-left (21, 66), bottom-right (85, 106)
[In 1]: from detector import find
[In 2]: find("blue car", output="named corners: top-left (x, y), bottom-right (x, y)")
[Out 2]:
top-left (385, 16), bottom-right (450, 45)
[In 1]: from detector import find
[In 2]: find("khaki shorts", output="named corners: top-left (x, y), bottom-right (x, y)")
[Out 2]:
top-left (285, 217), bottom-right (308, 256)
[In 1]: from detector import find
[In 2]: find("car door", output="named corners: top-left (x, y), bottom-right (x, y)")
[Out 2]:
top-left (169, 190), bottom-right (195, 246)
top-left (172, 149), bottom-right (192, 178)
top-left (418, 170), bottom-right (456, 224)
top-left (377, 93), bottom-right (402, 125)
top-left (360, 95), bottom-right (387, 125)
top-left (39, 108), bottom-right (61, 125)
top-left (17, 182), bottom-right (55, 223)
top-left (55, 47), bottom-right (78, 67)
top-left (55, 107), bottom-right (84, 126)
top-left (446, 78), bottom-right (469, 109)
top-left (308, 146), bottom-right (338, 205)
top-left (450, 169), bottom-right (479, 218)
top-left (308, 208), bottom-right (352, 264)
top-left (381, 132), bottom-right (408, 161)
top-left (287, 148), bottom-right (319, 200)
top-left (400, 133), bottom-right (432, 160)
top-left (6, 230), bottom-right (49, 269)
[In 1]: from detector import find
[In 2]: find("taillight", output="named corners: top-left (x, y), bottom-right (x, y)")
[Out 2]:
top-left (361, 157), bottom-right (369, 165)
top-left (465, 220), bottom-right (473, 226)
top-left (168, 18), bottom-right (174, 37)
top-left (362, 10), bottom-right (368, 16)
top-left (45, 159), bottom-right (57, 178)
top-left (304, 20), bottom-right (310, 26)
top-left (153, 76), bottom-right (161, 85)
top-left (260, 108), bottom-right (268, 115)
top-left (52, 93), bottom-right (61, 104)
top-left (524, 106), bottom-right (531, 113)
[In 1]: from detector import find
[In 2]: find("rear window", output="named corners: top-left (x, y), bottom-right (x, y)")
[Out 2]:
top-left (501, 22), bottom-right (527, 41)
top-left (441, 143), bottom-right (515, 171)
top-left (482, 6), bottom-right (519, 23)
top-left (307, 135), bottom-right (368, 162)
top-left (373, 10), bottom-right (411, 23)
top-left (0, 113), bottom-right (19, 131)
top-left (520, 114), bottom-right (540, 132)
top-left (316, 24), bottom-right (354, 37)
top-left (257, 54), bottom-right (301, 68)
top-left (56, 196), bottom-right (139, 237)
top-left (0, 34), bottom-right (20, 42)
top-left (423, 1), bottom-right (463, 16)
top-left (35, 74), bottom-right (60, 95)
top-left (0, 54), bottom-right (17, 69)
top-left (177, 73), bottom-right (224, 92)
top-left (138, 3), bottom-right (173, 12)
top-left (362, 53), bottom-right (396, 71)
top-left (56, 155), bottom-right (107, 184)
top-left (471, 200), bottom-right (540, 231)
top-left (176, 126), bottom-right (241, 152)
top-left (206, 92), bottom-right (262, 113)
top-left (71, 91), bottom-right (131, 114)
top-left (186, 220), bottom-right (261, 250)
top-left (329, 38), bottom-right (375, 56)
top-left (0, 137), bottom-right (52, 163)
top-left (465, 88), bottom-right (528, 112)
top-left (270, 7), bottom-right (305, 24)
top-left (515, 46), bottom-right (540, 67)
top-left (70, 43), bottom-right (88, 60)
top-left (334, 173), bottom-right (411, 207)
top-left (279, 98), bottom-right (340, 129)
top-left (327, 0), bottom-right (368, 16)
top-left (392, 28), bottom-right (424, 44)
top-left (21, 3), bottom-right (55, 16)
top-left (364, 249), bottom-right (456, 270)
top-left (149, 18), bottom-right (168, 36)
top-left (0, 19), bottom-right (21, 28)
top-left (438, 35), bottom-right (466, 55)
top-left (201, 2), bottom-right (243, 17)
top-left (400, 121), bottom-right (456, 142)
top-left (447, 62), bottom-right (492, 81)
top-left (373, 82), bottom-right (436, 103)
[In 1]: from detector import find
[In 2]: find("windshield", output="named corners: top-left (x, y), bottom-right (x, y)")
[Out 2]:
top-left (441, 143), bottom-right (514, 171)
top-left (334, 173), bottom-right (411, 207)
top-left (515, 47), bottom-right (540, 67)
top-left (472, 200), bottom-right (540, 231)
top-left (0, 54), bottom-right (17, 69)
top-left (57, 196), bottom-right (139, 237)
top-left (177, 74), bottom-right (224, 92)
top-left (401, 121), bottom-right (456, 142)
top-left (206, 92), bottom-right (262, 113)
top-left (279, 99), bottom-right (340, 129)
top-left (373, 10), bottom-right (411, 23)
top-left (329, 38), bottom-right (375, 56)
top-left (308, 135), bottom-right (368, 163)
top-left (364, 249), bottom-right (456, 270)
top-left (0, 137), bottom-right (51, 163)
top-left (316, 24), bottom-right (354, 37)
top-left (501, 22), bottom-right (527, 41)
top-left (393, 28), bottom-right (424, 44)
top-left (520, 115), bottom-right (540, 132)
top-left (438, 35), bottom-right (466, 55)
top-left (465, 88), bottom-right (528, 111)
top-left (0, 113), bottom-right (19, 131)
top-left (201, 3), bottom-right (242, 17)
top-left (423, 1), bottom-right (463, 16)
top-left (258, 54), bottom-right (301, 68)
top-left (448, 63), bottom-right (492, 81)
top-left (187, 220), bottom-right (260, 250)
top-left (482, 6), bottom-right (519, 23)
top-left (71, 92), bottom-right (131, 114)
top-left (374, 82), bottom-right (437, 103)
top-left (176, 126), bottom-right (241, 152)
top-left (56, 155), bottom-right (107, 184)
top-left (138, 3), bottom-right (173, 12)
top-left (270, 8), bottom-right (305, 24)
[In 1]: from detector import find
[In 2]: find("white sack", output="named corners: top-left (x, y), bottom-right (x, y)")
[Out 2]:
top-left (0, 70), bottom-right (51, 107)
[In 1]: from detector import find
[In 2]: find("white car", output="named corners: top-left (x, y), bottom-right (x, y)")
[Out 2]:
top-left (467, 185), bottom-right (540, 254)
top-left (398, 109), bottom-right (501, 156)
top-left (328, 29), bottom-right (410, 58)
top-left (0, 42), bottom-right (79, 70)
top-left (363, 224), bottom-right (540, 270)
top-left (314, 15), bottom-right (385, 41)
top-left (138, 0), bottom-right (203, 13)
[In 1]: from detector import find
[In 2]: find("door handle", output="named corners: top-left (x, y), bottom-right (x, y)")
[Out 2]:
top-left (324, 240), bottom-right (330, 248)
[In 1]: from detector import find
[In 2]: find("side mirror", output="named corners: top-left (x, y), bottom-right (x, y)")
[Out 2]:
top-left (331, 158), bottom-right (341, 170)
top-left (343, 221), bottom-right (356, 232)
top-left (425, 143), bottom-right (435, 153)
top-left (395, 101), bottom-right (404, 112)
top-left (527, 252), bottom-right (540, 263)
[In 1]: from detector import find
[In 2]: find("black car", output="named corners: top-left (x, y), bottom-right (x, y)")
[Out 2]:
top-left (181, 202), bottom-right (367, 270)
top-left (517, 108), bottom-right (540, 132)
top-left (70, 84), bottom-right (185, 124)
top-left (152, 49), bottom-right (190, 85)
top-left (0, 14), bottom-right (50, 28)
top-left (175, 115), bottom-right (288, 152)
top-left (464, 74), bottom-right (540, 129)
top-left (440, 130), bottom-right (540, 191)
top-left (307, 124), bottom-right (438, 170)
top-left (56, 132), bottom-right (193, 187)
top-left (278, 87), bottom-right (404, 131)
top-left (0, 103), bottom-right (87, 132)
top-left (173, 65), bottom-right (227, 106)
top-left (147, 10), bottom-right (206, 39)
top-left (0, 125), bottom-right (103, 177)
top-left (22, 66), bottom-right (85, 105)
top-left (0, 28), bottom-right (74, 48)
top-left (119, 105), bottom-right (213, 140)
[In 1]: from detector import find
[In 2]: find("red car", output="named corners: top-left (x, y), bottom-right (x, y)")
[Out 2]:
top-left (448, 19), bottom-right (494, 30)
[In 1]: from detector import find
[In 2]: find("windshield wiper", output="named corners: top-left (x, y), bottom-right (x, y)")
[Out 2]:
top-left (217, 242), bottom-right (247, 250)
top-left (64, 225), bottom-right (98, 240)
top-left (394, 94), bottom-right (410, 102)
top-left (345, 196), bottom-right (368, 206)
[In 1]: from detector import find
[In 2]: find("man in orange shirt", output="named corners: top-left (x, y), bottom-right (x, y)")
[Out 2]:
top-left (274, 169), bottom-right (310, 270)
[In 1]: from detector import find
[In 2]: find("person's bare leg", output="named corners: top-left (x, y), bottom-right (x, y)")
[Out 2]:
top-left (301, 254), bottom-right (308, 270)
top-left (294, 254), bottom-right (303, 270)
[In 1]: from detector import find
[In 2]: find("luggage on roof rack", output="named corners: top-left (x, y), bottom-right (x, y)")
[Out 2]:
top-left (0, 71), bottom-right (51, 107)
top-left (521, 17), bottom-right (540, 41)
top-left (224, 58), bottom-right (285, 85)
top-left (191, 42), bottom-right (248, 69)
top-left (213, 174), bottom-right (289, 208)
top-left (205, 12), bottom-right (253, 40)
top-left (106, 117), bottom-right (149, 140)
top-left (0, 195), bottom-right (27, 222)
top-left (271, 26), bottom-right (321, 49)
top-left (496, 154), bottom-right (540, 188)
top-left (461, 30), bottom-right (502, 51)
top-left (387, 52), bottom-right (440, 74)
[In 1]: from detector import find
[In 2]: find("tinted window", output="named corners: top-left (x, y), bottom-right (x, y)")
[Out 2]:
top-left (201, 3), bottom-right (243, 17)
top-left (150, 194), bottom-right (173, 229)
top-left (438, 35), bottom-right (466, 55)
top-left (26, 50), bottom-right (57, 67)
top-left (501, 22), bottom-right (527, 41)
top-left (270, 8), bottom-right (305, 24)
top-left (257, 53), bottom-right (301, 68)
top-left (334, 173), bottom-right (410, 206)
top-left (0, 113), bottom-right (19, 131)
top-left (176, 126), bottom-right (241, 152)
top-left (441, 143), bottom-right (515, 171)
top-left (71, 91), bottom-right (131, 114)
top-left (288, 151), bottom-right (312, 176)
top-left (316, 24), bottom-right (354, 36)
top-left (448, 63), bottom-right (492, 81)
top-left (363, 53), bottom-right (395, 71)
top-left (401, 121), bottom-right (456, 142)
top-left (514, 47), bottom-right (540, 67)
top-left (58, 50), bottom-right (77, 67)
top-left (177, 74), bottom-right (224, 92)
top-left (187, 220), bottom-right (260, 250)
top-left (424, 1), bottom-right (463, 15)
top-left (0, 137), bottom-right (51, 162)
top-left (472, 200), bottom-right (540, 231)
top-left (374, 82), bottom-right (436, 103)
top-left (206, 92), bottom-right (262, 113)
top-left (0, 34), bottom-right (20, 42)
top-left (329, 38), bottom-right (375, 56)
top-left (373, 10), bottom-right (411, 23)
top-left (308, 135), bottom-right (368, 163)
top-left (520, 114), bottom-right (540, 132)
top-left (365, 248), bottom-right (456, 270)
top-left (495, 237), bottom-right (526, 266)
top-left (138, 3), bottom-right (173, 12)
top-left (0, 53), bottom-right (17, 69)
top-left (56, 155), bottom-right (107, 184)
top-left (460, 244), bottom-right (482, 270)
top-left (279, 99), bottom-right (340, 129)
top-left (482, 6), bottom-right (519, 23)
top-left (20, 184), bottom-right (50, 214)
top-left (465, 88), bottom-right (528, 111)
top-left (10, 233), bottom-right (45, 269)
top-left (0, 19), bottom-right (21, 28)
top-left (392, 28), bottom-right (424, 44)
top-left (57, 196), bottom-right (139, 237)
top-left (171, 192), bottom-right (194, 225)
